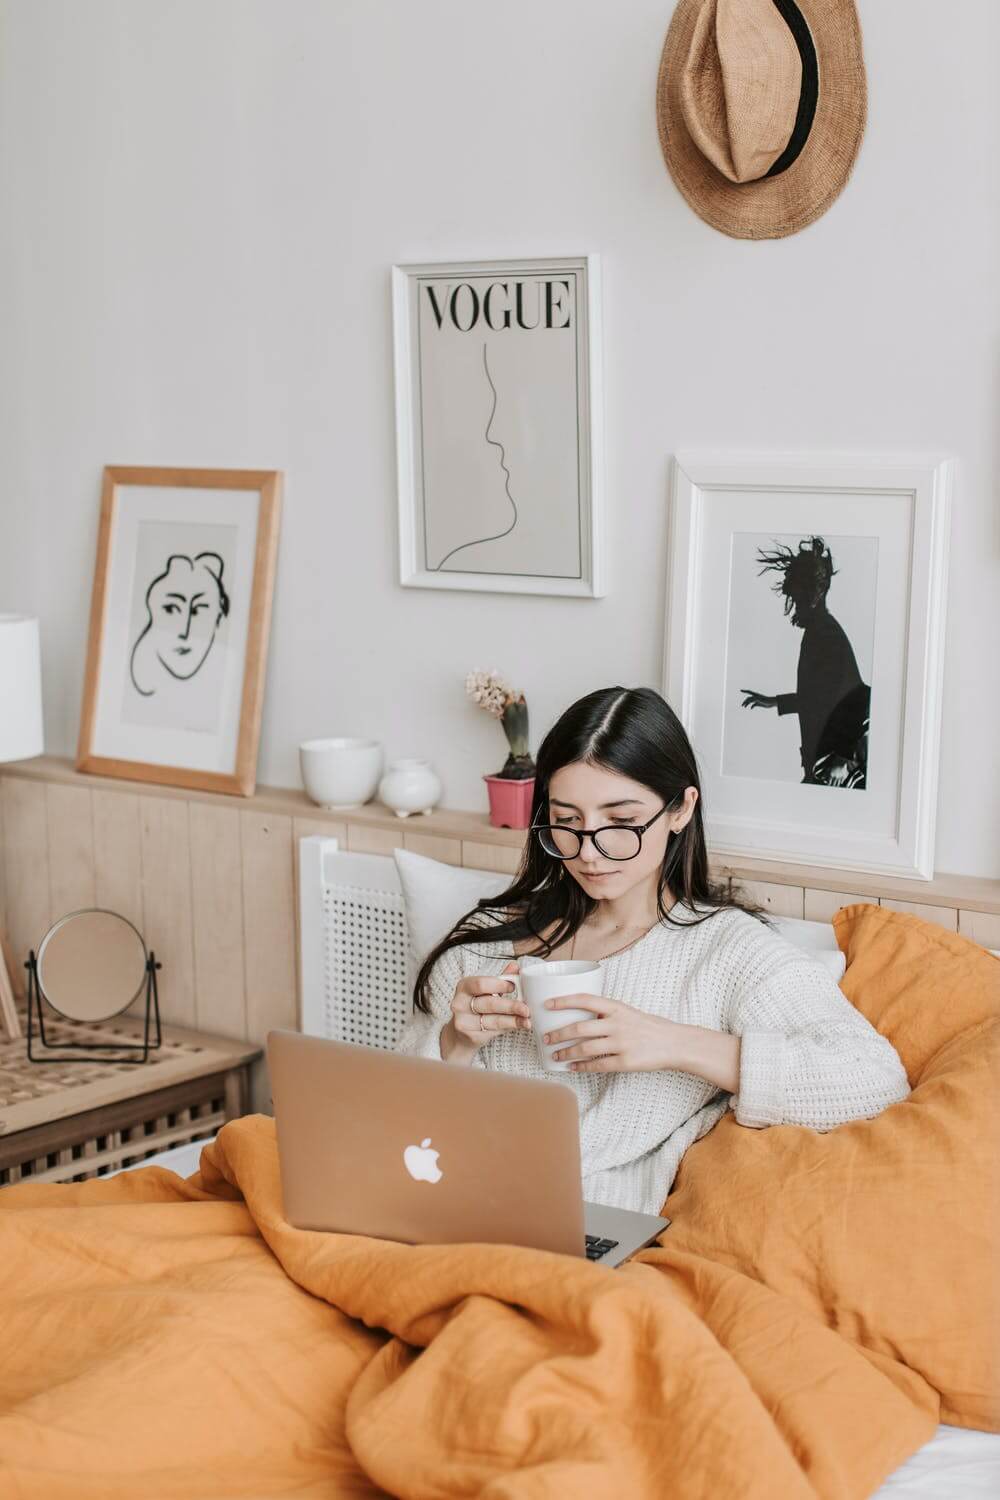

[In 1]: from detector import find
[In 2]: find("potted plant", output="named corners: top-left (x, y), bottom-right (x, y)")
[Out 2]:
top-left (465, 669), bottom-right (536, 829)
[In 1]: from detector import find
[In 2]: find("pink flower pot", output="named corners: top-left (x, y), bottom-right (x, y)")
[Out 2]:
top-left (484, 775), bottom-right (535, 830)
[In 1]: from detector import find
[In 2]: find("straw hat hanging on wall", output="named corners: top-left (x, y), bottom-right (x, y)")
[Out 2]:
top-left (656, 0), bottom-right (867, 239)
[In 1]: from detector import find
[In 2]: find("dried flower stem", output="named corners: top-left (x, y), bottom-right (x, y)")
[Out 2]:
top-left (465, 668), bottom-right (536, 779)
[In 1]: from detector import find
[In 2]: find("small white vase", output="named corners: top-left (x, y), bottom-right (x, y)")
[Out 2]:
top-left (378, 758), bottom-right (442, 818)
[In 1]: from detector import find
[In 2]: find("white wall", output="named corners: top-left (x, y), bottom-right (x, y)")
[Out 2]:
top-left (0, 0), bottom-right (997, 876)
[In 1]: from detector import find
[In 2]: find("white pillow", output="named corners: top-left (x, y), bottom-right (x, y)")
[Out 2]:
top-left (393, 847), bottom-right (847, 982)
top-left (768, 914), bottom-right (846, 982)
top-left (393, 848), bottom-right (510, 969)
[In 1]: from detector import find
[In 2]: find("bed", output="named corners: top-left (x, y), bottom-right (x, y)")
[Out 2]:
top-left (1, 838), bottom-right (997, 1498)
top-left (113, 1141), bottom-right (993, 1498)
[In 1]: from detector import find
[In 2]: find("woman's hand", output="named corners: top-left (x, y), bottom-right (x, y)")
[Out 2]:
top-left (542, 994), bottom-right (681, 1073)
top-left (440, 962), bottom-right (529, 1064)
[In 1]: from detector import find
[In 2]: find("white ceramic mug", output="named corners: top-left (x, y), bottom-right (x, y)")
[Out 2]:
top-left (509, 957), bottom-right (604, 1073)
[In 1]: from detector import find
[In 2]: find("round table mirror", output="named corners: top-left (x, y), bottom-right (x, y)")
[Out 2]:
top-left (35, 909), bottom-right (149, 1022)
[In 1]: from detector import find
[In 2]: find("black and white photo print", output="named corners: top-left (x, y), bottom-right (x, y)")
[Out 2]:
top-left (665, 453), bottom-right (951, 876)
top-left (665, 453), bottom-right (953, 876)
top-left (726, 533), bottom-right (875, 788)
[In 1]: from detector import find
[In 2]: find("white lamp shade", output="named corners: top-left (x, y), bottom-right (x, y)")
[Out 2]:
top-left (0, 614), bottom-right (44, 762)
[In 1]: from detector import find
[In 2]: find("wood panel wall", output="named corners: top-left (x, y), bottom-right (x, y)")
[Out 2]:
top-left (0, 780), bottom-right (313, 1108)
top-left (2, 763), bottom-right (998, 1112)
top-left (0, 773), bottom-right (531, 1107)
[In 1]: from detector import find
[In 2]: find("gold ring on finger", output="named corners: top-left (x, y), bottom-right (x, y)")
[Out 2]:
top-left (470, 996), bottom-right (479, 1015)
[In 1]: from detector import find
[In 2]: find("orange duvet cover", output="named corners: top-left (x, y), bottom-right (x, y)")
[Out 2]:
top-left (0, 905), bottom-right (997, 1499)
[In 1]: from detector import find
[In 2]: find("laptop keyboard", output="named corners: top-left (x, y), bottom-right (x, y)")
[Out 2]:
top-left (585, 1234), bottom-right (620, 1261)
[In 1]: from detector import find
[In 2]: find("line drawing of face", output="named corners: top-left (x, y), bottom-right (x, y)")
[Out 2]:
top-left (129, 553), bottom-right (230, 698)
top-left (432, 341), bottom-right (520, 571)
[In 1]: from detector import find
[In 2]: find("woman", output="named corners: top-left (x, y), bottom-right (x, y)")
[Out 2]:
top-left (395, 687), bottom-right (909, 1215)
top-left (740, 536), bottom-right (871, 788)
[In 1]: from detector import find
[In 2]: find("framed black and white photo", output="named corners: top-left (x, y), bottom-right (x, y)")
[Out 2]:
top-left (77, 466), bottom-right (282, 796)
top-left (664, 452), bottom-right (952, 878)
top-left (392, 255), bottom-right (604, 596)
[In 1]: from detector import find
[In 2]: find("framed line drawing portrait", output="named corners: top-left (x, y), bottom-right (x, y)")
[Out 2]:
top-left (77, 466), bottom-right (282, 796)
top-left (392, 254), bottom-right (605, 597)
top-left (663, 452), bottom-right (952, 879)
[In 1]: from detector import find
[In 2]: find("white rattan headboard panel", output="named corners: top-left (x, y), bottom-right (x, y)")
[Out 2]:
top-left (298, 836), bottom-right (411, 1050)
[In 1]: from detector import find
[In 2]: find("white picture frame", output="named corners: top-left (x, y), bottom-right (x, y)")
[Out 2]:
top-left (392, 254), bottom-right (605, 597)
top-left (664, 451), bottom-right (952, 879)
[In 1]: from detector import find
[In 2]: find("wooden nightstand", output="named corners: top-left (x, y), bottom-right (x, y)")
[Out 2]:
top-left (0, 1003), bottom-right (261, 1185)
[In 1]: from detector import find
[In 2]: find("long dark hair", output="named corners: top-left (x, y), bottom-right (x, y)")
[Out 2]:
top-left (413, 686), bottom-right (766, 1013)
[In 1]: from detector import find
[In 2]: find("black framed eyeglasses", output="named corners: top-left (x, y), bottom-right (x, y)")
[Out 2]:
top-left (531, 802), bottom-right (671, 862)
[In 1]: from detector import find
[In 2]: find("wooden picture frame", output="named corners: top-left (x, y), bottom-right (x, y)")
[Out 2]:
top-left (0, 929), bottom-right (20, 1042)
top-left (76, 466), bottom-right (282, 797)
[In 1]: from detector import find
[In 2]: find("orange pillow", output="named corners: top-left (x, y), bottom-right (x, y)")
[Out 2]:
top-left (662, 904), bottom-right (1000, 1431)
top-left (833, 902), bottom-right (1000, 1079)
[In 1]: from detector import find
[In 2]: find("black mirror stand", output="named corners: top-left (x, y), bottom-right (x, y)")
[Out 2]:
top-left (25, 951), bottom-right (163, 1065)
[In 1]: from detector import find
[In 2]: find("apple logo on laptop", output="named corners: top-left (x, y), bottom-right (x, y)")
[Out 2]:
top-left (403, 1136), bottom-right (442, 1183)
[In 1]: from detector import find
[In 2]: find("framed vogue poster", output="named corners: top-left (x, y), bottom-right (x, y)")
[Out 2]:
top-left (663, 452), bottom-right (952, 879)
top-left (76, 466), bottom-right (282, 796)
top-left (392, 255), bottom-right (605, 597)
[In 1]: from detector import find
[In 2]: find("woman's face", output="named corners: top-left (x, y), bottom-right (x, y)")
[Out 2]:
top-left (147, 559), bottom-right (224, 680)
top-left (544, 761), bottom-right (696, 904)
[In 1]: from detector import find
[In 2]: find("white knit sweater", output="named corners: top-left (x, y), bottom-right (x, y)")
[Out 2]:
top-left (393, 904), bottom-right (911, 1215)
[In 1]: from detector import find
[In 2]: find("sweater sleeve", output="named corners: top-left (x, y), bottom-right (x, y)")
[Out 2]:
top-left (393, 940), bottom-right (487, 1068)
top-left (726, 940), bottom-right (911, 1131)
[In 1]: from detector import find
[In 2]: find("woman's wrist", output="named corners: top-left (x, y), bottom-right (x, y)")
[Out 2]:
top-left (439, 1019), bottom-right (478, 1066)
top-left (670, 1020), bottom-right (741, 1093)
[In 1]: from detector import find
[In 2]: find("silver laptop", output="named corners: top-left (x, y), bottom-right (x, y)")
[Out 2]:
top-left (267, 1029), bottom-right (669, 1268)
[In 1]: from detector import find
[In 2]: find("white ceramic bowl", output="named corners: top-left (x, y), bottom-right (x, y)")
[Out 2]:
top-left (299, 737), bottom-right (383, 810)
